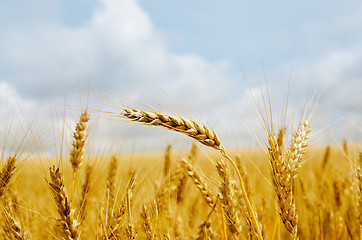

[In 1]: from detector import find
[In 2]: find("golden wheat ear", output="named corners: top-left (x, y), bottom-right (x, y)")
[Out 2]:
top-left (122, 108), bottom-right (222, 150)
top-left (268, 118), bottom-right (311, 239)
top-left (48, 166), bottom-right (80, 240)
top-left (216, 159), bottom-right (242, 236)
top-left (70, 110), bottom-right (90, 171)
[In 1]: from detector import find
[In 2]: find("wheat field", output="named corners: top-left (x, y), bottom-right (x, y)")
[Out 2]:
top-left (0, 106), bottom-right (361, 240)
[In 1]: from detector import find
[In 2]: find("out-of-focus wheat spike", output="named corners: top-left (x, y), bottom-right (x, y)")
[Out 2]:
top-left (48, 166), bottom-right (80, 240)
top-left (0, 155), bottom-right (17, 197)
top-left (321, 145), bottom-right (330, 171)
top-left (70, 110), bottom-right (90, 171)
top-left (196, 219), bottom-right (214, 240)
top-left (178, 158), bottom-right (215, 207)
top-left (188, 142), bottom-right (198, 161)
top-left (4, 213), bottom-right (29, 240)
top-left (175, 143), bottom-right (198, 204)
top-left (175, 169), bottom-right (187, 204)
top-left (174, 216), bottom-right (183, 240)
top-left (333, 180), bottom-right (342, 210)
top-left (196, 201), bottom-right (217, 240)
top-left (79, 164), bottom-right (93, 223)
top-left (235, 154), bottom-right (252, 197)
top-left (216, 159), bottom-right (241, 235)
top-left (342, 138), bottom-right (349, 159)
top-left (107, 156), bottom-right (118, 212)
top-left (163, 145), bottom-right (171, 177)
top-left (140, 204), bottom-right (153, 240)
top-left (3, 194), bottom-right (30, 240)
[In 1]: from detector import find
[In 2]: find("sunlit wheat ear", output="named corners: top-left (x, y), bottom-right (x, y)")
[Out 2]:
top-left (0, 155), bottom-right (16, 197)
top-left (268, 128), bottom-right (297, 237)
top-left (48, 166), bottom-right (80, 240)
top-left (287, 118), bottom-right (311, 177)
top-left (122, 108), bottom-right (222, 149)
top-left (216, 159), bottom-right (241, 236)
top-left (70, 110), bottom-right (90, 171)
top-left (268, 118), bottom-right (311, 239)
top-left (121, 107), bottom-right (263, 240)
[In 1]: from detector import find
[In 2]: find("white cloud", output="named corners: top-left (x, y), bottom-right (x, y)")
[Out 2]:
top-left (0, 0), bottom-right (360, 155)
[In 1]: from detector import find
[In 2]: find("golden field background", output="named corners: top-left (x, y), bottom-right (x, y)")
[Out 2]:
top-left (2, 138), bottom-right (361, 239)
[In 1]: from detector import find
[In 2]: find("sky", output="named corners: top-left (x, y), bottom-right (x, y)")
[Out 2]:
top-left (0, 0), bottom-right (361, 155)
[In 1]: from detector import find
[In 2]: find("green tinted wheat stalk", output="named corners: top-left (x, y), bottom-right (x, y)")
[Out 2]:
top-left (121, 108), bottom-right (263, 240)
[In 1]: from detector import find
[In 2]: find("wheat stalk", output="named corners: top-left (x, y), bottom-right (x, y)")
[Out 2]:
top-left (121, 108), bottom-right (263, 240)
